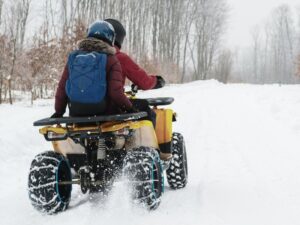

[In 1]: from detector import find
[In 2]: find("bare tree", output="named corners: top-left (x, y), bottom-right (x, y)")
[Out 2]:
top-left (297, 55), bottom-right (300, 76)
top-left (0, 35), bottom-right (6, 104)
top-left (213, 49), bottom-right (233, 83)
top-left (194, 0), bottom-right (228, 80)
top-left (296, 7), bottom-right (300, 77)
top-left (0, 0), bottom-right (3, 24)
top-left (250, 26), bottom-right (261, 83)
top-left (233, 4), bottom-right (299, 84)
top-left (268, 5), bottom-right (296, 83)
top-left (7, 4), bottom-right (20, 105)
top-left (181, 0), bottom-right (197, 83)
top-left (1, 0), bottom-right (31, 104)
top-left (0, 0), bottom-right (4, 104)
top-left (19, 0), bottom-right (31, 49)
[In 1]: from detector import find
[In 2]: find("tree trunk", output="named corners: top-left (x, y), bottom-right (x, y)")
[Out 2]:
top-left (40, 85), bottom-right (43, 99)
top-left (31, 89), bottom-right (34, 106)
top-left (181, 34), bottom-right (189, 83)
top-left (9, 43), bottom-right (17, 105)
top-left (0, 73), bottom-right (3, 104)
top-left (8, 78), bottom-right (12, 104)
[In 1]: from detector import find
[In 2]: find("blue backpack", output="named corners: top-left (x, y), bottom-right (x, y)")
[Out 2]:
top-left (66, 50), bottom-right (107, 104)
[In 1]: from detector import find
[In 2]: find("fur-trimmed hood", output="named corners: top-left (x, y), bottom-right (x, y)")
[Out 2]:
top-left (78, 38), bottom-right (116, 55)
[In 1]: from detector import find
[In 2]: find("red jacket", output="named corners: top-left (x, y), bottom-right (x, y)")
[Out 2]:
top-left (55, 55), bottom-right (132, 115)
top-left (115, 47), bottom-right (157, 90)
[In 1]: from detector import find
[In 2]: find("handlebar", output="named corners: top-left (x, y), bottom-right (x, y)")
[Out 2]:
top-left (125, 80), bottom-right (165, 98)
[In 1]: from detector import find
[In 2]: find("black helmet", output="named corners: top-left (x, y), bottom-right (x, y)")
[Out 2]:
top-left (104, 18), bottom-right (126, 49)
top-left (87, 20), bottom-right (115, 46)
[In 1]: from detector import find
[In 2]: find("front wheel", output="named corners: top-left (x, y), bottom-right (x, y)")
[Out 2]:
top-left (166, 133), bottom-right (188, 189)
top-left (28, 151), bottom-right (72, 214)
top-left (123, 147), bottom-right (164, 210)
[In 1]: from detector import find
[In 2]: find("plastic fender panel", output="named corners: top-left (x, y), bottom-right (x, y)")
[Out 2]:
top-left (38, 121), bottom-right (154, 139)
top-left (52, 138), bottom-right (85, 156)
top-left (154, 109), bottom-right (173, 145)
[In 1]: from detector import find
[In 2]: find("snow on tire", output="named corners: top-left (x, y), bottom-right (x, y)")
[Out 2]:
top-left (123, 147), bottom-right (163, 210)
top-left (167, 133), bottom-right (188, 189)
top-left (28, 151), bottom-right (72, 214)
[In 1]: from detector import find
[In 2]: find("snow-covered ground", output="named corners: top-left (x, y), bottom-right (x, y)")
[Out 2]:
top-left (1, 80), bottom-right (300, 225)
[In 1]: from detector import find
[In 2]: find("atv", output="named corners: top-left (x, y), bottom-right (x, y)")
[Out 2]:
top-left (28, 87), bottom-right (188, 214)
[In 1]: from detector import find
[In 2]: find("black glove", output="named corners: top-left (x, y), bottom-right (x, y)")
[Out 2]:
top-left (154, 76), bottom-right (165, 89)
top-left (50, 112), bottom-right (63, 118)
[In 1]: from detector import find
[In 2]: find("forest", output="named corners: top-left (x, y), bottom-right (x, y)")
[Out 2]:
top-left (0, 0), bottom-right (299, 104)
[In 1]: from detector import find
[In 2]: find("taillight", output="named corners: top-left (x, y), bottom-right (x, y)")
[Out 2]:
top-left (45, 131), bottom-right (68, 141)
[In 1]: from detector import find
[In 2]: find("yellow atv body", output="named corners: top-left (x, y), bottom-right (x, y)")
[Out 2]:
top-left (28, 96), bottom-right (187, 214)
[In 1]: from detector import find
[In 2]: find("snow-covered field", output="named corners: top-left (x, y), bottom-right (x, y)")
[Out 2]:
top-left (1, 80), bottom-right (300, 225)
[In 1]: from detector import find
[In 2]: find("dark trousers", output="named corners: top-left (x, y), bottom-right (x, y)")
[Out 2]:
top-left (130, 99), bottom-right (156, 127)
top-left (131, 99), bottom-right (171, 153)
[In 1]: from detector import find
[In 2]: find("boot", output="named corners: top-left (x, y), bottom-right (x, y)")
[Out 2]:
top-left (160, 152), bottom-right (172, 170)
top-left (160, 152), bottom-right (172, 161)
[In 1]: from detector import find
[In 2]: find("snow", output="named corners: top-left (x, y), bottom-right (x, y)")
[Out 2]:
top-left (1, 80), bottom-right (300, 225)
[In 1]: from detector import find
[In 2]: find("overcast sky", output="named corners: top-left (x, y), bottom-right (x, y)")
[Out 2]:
top-left (226, 0), bottom-right (300, 48)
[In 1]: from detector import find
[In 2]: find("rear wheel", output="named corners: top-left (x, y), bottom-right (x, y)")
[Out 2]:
top-left (28, 151), bottom-right (72, 214)
top-left (123, 147), bottom-right (163, 210)
top-left (166, 133), bottom-right (188, 189)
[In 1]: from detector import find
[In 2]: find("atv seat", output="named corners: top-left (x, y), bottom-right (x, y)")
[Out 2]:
top-left (33, 112), bottom-right (148, 126)
top-left (146, 97), bottom-right (174, 106)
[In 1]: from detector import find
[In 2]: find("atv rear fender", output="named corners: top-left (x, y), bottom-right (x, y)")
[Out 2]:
top-left (38, 120), bottom-right (156, 156)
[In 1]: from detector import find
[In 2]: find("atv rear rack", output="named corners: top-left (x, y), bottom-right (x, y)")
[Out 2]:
top-left (33, 112), bottom-right (148, 126)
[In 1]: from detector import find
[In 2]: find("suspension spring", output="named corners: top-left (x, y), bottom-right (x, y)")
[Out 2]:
top-left (97, 138), bottom-right (106, 160)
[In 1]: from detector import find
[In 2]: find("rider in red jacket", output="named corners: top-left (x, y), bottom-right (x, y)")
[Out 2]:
top-left (105, 19), bottom-right (170, 161)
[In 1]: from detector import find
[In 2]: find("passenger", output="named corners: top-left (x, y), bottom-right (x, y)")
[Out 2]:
top-left (51, 20), bottom-right (134, 118)
top-left (104, 19), bottom-right (171, 161)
